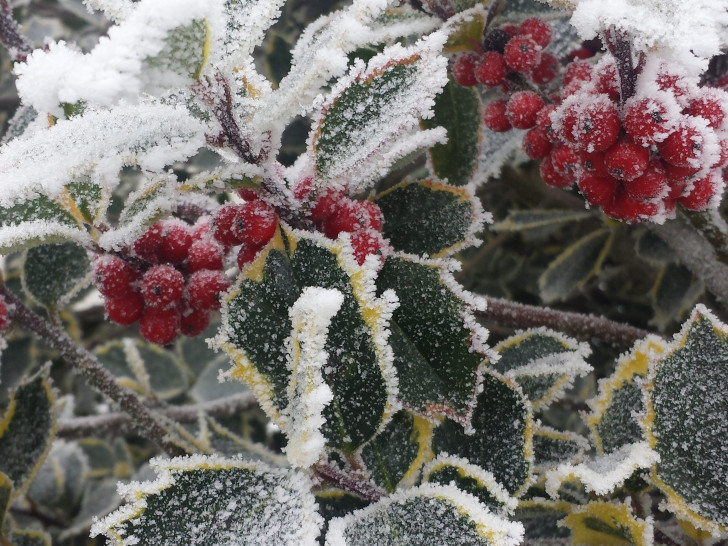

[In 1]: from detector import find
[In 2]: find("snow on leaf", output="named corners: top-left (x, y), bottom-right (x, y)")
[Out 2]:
top-left (83, 0), bottom-right (137, 22)
top-left (513, 499), bottom-right (573, 543)
top-left (308, 31), bottom-right (448, 193)
top-left (325, 483), bottom-right (524, 546)
top-left (561, 501), bottom-right (653, 546)
top-left (21, 243), bottom-right (90, 310)
top-left (374, 180), bottom-right (486, 258)
top-left (586, 336), bottom-right (667, 454)
top-left (432, 372), bottom-right (534, 497)
top-left (472, 126), bottom-right (525, 185)
top-left (0, 365), bottom-right (56, 498)
top-left (443, 5), bottom-right (487, 54)
top-left (282, 287), bottom-right (343, 468)
top-left (375, 256), bottom-right (490, 426)
top-left (91, 455), bottom-right (322, 546)
top-left (490, 328), bottom-right (592, 411)
top-left (532, 427), bottom-right (589, 471)
top-left (544, 442), bottom-right (658, 498)
top-left (643, 304), bottom-right (728, 536)
top-left (27, 441), bottom-right (89, 516)
top-left (217, 226), bottom-right (399, 454)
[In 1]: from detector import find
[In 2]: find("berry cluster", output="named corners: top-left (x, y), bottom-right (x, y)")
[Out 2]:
top-left (94, 194), bottom-right (279, 345)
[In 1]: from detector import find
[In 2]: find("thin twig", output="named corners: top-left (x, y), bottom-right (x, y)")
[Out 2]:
top-left (603, 27), bottom-right (637, 104)
top-left (314, 464), bottom-right (385, 503)
top-left (0, 285), bottom-right (188, 456)
top-left (477, 296), bottom-right (653, 346)
top-left (57, 392), bottom-right (258, 439)
top-left (0, 0), bottom-right (33, 62)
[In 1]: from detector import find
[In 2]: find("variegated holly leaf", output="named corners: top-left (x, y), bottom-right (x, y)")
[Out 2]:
top-left (443, 5), bottom-right (487, 54)
top-left (532, 427), bottom-right (589, 471)
top-left (22, 243), bottom-right (90, 309)
top-left (562, 501), bottom-right (653, 546)
top-left (649, 263), bottom-right (703, 332)
top-left (376, 256), bottom-right (489, 426)
top-left (92, 456), bottom-right (322, 546)
top-left (325, 484), bottom-right (524, 546)
top-left (374, 180), bottom-right (484, 258)
top-left (0, 471), bottom-right (11, 535)
top-left (27, 441), bottom-right (89, 516)
top-left (217, 227), bottom-right (398, 455)
top-left (432, 372), bottom-right (534, 496)
top-left (514, 499), bottom-right (572, 544)
top-left (644, 305), bottom-right (728, 536)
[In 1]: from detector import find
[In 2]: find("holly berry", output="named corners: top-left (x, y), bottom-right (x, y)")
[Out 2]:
top-left (350, 229), bottom-right (383, 265)
top-left (530, 52), bottom-right (559, 84)
top-left (536, 105), bottom-right (559, 143)
top-left (158, 220), bottom-right (192, 264)
top-left (518, 18), bottom-right (552, 48)
top-left (550, 144), bottom-right (579, 179)
top-left (452, 53), bottom-right (479, 87)
top-left (187, 239), bottom-right (225, 272)
top-left (482, 28), bottom-right (510, 54)
top-left (139, 306), bottom-right (181, 346)
top-left (604, 139), bottom-right (650, 181)
top-left (237, 243), bottom-right (263, 269)
top-left (0, 295), bottom-right (10, 331)
top-left (483, 99), bottom-right (512, 132)
top-left (133, 223), bottom-right (164, 262)
top-left (503, 36), bottom-right (541, 72)
top-left (679, 173), bottom-right (718, 211)
top-left (180, 305), bottom-right (210, 337)
top-left (540, 155), bottom-right (572, 188)
top-left (577, 174), bottom-right (618, 207)
top-left (506, 91), bottom-right (544, 130)
top-left (658, 122), bottom-right (706, 168)
top-left (623, 95), bottom-right (676, 146)
top-left (323, 200), bottom-right (382, 239)
top-left (213, 203), bottom-right (245, 246)
top-left (475, 52), bottom-right (507, 87)
top-left (579, 151), bottom-right (609, 178)
top-left (105, 292), bottom-right (145, 326)
top-left (310, 189), bottom-right (345, 222)
top-left (237, 188), bottom-right (261, 201)
top-left (93, 255), bottom-right (138, 298)
top-left (594, 62), bottom-right (620, 101)
top-left (686, 90), bottom-right (727, 128)
top-left (522, 128), bottom-right (552, 159)
top-left (141, 265), bottom-right (185, 308)
top-left (562, 60), bottom-right (591, 89)
top-left (187, 269), bottom-right (231, 311)
top-left (565, 97), bottom-right (621, 151)
top-left (231, 200), bottom-right (278, 246)
top-left (625, 160), bottom-right (667, 199)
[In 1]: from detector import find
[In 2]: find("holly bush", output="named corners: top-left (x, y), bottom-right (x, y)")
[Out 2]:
top-left (0, 0), bottom-right (727, 544)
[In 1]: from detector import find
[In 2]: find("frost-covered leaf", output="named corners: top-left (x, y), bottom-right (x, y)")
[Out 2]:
top-left (492, 209), bottom-right (593, 232)
top-left (443, 6), bottom-right (487, 53)
top-left (27, 441), bottom-right (89, 515)
top-left (61, 477), bottom-right (121, 540)
top-left (634, 229), bottom-right (675, 266)
top-left (586, 336), bottom-right (667, 454)
top-left (432, 372), bottom-right (534, 496)
top-left (422, 455), bottom-right (518, 515)
top-left (198, 416), bottom-right (287, 465)
top-left (649, 263), bottom-right (703, 332)
top-left (92, 455), bottom-right (322, 546)
top-left (22, 243), bottom-right (90, 309)
top-left (514, 499), bottom-right (572, 544)
top-left (423, 78), bottom-right (481, 186)
top-left (562, 501), bottom-right (653, 546)
top-left (317, 489), bottom-right (370, 543)
top-left (0, 366), bottom-right (56, 497)
top-left (539, 228), bottom-right (614, 303)
top-left (374, 181), bottom-right (483, 258)
top-left (376, 256), bottom-right (489, 425)
top-left (77, 438), bottom-right (116, 478)
top-left (533, 427), bottom-right (589, 471)
top-left (0, 337), bottom-right (35, 406)
top-left (472, 127), bottom-right (525, 183)
top-left (360, 410), bottom-right (432, 493)
top-left (310, 33), bottom-right (448, 193)
top-left (325, 483), bottom-right (524, 546)
top-left (644, 305), bottom-right (728, 535)
top-left (7, 529), bottom-right (52, 546)
top-left (145, 18), bottom-right (209, 81)
top-left (218, 228), bottom-right (398, 454)
top-left (490, 328), bottom-right (592, 411)
top-left (216, 0), bottom-right (286, 69)
top-left (190, 354), bottom-right (250, 402)
top-left (0, 471), bottom-right (11, 534)
top-left (65, 176), bottom-right (110, 224)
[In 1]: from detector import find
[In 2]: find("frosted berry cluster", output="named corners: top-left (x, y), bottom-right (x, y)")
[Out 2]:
top-left (94, 193), bottom-right (279, 345)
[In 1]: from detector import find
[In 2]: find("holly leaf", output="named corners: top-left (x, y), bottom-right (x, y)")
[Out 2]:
top-left (562, 501), bottom-right (653, 546)
top-left (0, 471), bottom-right (11, 535)
top-left (649, 263), bottom-right (703, 332)
top-left (27, 441), bottom-right (89, 516)
top-left (514, 499), bottom-right (573, 544)
top-left (532, 427), bottom-right (589, 471)
top-left (144, 19), bottom-right (209, 80)
top-left (22, 243), bottom-right (90, 309)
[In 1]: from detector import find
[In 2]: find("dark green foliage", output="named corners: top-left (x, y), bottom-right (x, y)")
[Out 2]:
top-left (22, 243), bottom-right (89, 308)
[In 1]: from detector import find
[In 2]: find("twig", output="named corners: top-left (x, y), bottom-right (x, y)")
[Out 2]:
top-left (603, 27), bottom-right (637, 104)
top-left (57, 392), bottom-right (258, 439)
top-left (477, 296), bottom-right (652, 346)
top-left (0, 0), bottom-right (33, 62)
top-left (0, 285), bottom-right (188, 457)
top-left (314, 464), bottom-right (385, 503)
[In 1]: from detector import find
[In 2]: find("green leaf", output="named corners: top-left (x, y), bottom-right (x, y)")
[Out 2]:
top-left (423, 78), bottom-right (481, 186)
top-left (198, 417), bottom-right (287, 465)
top-left (492, 210), bottom-right (593, 232)
top-left (444, 8), bottom-right (486, 53)
top-left (374, 181), bottom-right (480, 257)
top-left (61, 477), bottom-right (121, 540)
top-left (145, 19), bottom-right (209, 80)
top-left (8, 529), bottom-right (52, 546)
top-left (644, 305), bottom-right (728, 535)
top-left (265, 32), bottom-right (293, 88)
top-left (65, 176), bottom-right (108, 224)
top-left (490, 329), bottom-right (592, 411)
top-left (0, 367), bottom-right (56, 497)
top-left (538, 229), bottom-right (614, 303)
top-left (514, 499), bottom-right (572, 543)
top-left (22, 243), bottom-right (90, 309)
top-left (0, 471), bottom-right (12, 535)
top-left (376, 257), bottom-right (488, 425)
top-left (325, 483), bottom-right (524, 545)
top-left (190, 354), bottom-right (250, 403)
top-left (92, 456), bottom-right (322, 546)
top-left (649, 263), bottom-right (703, 332)
top-left (634, 229), bottom-right (675, 266)
top-left (562, 501), bottom-right (652, 546)
top-left (316, 489), bottom-right (370, 543)
top-left (27, 441), bottom-right (89, 515)
top-left (77, 438), bottom-right (116, 479)
top-left (532, 427), bottom-right (589, 470)
top-left (432, 372), bottom-right (534, 496)
top-left (219, 228), bottom-right (397, 453)
top-left (360, 411), bottom-right (432, 492)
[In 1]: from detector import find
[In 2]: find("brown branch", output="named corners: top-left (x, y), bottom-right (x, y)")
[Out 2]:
top-left (314, 464), bottom-right (385, 503)
top-left (57, 392), bottom-right (258, 439)
top-left (603, 27), bottom-right (637, 104)
top-left (0, 285), bottom-right (188, 456)
top-left (478, 296), bottom-right (653, 346)
top-left (0, 0), bottom-right (33, 62)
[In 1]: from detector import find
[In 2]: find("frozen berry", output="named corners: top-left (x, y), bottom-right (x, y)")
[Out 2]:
top-left (562, 60), bottom-right (592, 89)
top-left (530, 52), bottom-right (559, 84)
top-left (475, 52), bottom-right (507, 87)
top-left (187, 269), bottom-right (231, 311)
top-left (579, 151), bottom-right (609, 178)
top-left (578, 174), bottom-right (617, 207)
top-left (213, 203), bottom-right (245, 246)
top-left (623, 95), bottom-right (676, 145)
top-left (519, 18), bottom-right (552, 48)
top-left (105, 292), bottom-right (144, 326)
top-left (569, 47), bottom-right (594, 61)
top-left (93, 255), bottom-right (138, 299)
top-left (658, 122), bottom-right (707, 168)
top-left (236, 243), bottom-right (263, 269)
top-left (679, 173), bottom-right (718, 211)
top-left (483, 28), bottom-right (510, 54)
top-left (569, 97), bottom-right (621, 151)
top-left (550, 144), bottom-right (580, 179)
top-left (191, 216), bottom-right (212, 240)
top-left (180, 306), bottom-right (210, 337)
top-left (503, 36), bottom-right (541, 72)
top-left (625, 160), bottom-right (667, 199)
top-left (604, 139), bottom-right (650, 181)
top-left (237, 188), bottom-right (261, 201)
top-left (536, 105), bottom-right (559, 143)
top-left (310, 189), bottom-right (345, 222)
top-left (452, 53), bottom-right (479, 87)
top-left (0, 295), bottom-right (10, 331)
top-left (158, 220), bottom-right (192, 264)
top-left (141, 265), bottom-right (185, 308)
top-left (540, 155), bottom-right (573, 188)
top-left (522, 128), bottom-right (552, 159)
top-left (324, 200), bottom-right (382, 239)
top-left (483, 99), bottom-right (512, 132)
top-left (686, 90), bottom-right (727, 128)
top-left (187, 239), bottom-right (225, 272)
top-left (139, 307), bottom-right (181, 346)
top-left (603, 193), bottom-right (658, 222)
top-left (350, 229), bottom-right (383, 265)
top-left (231, 201), bottom-right (278, 246)
top-left (133, 223), bottom-right (163, 262)
top-left (506, 91), bottom-right (544, 130)
top-left (594, 62), bottom-right (620, 101)
top-left (293, 178), bottom-right (312, 200)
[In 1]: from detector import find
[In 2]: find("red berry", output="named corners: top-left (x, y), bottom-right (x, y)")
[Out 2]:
top-left (213, 203), bottom-right (245, 246)
top-left (310, 189), bottom-right (345, 222)
top-left (323, 200), bottom-right (382, 239)
top-left (713, 138), bottom-right (728, 168)
top-left (603, 193), bottom-right (658, 222)
top-left (237, 188), bottom-right (261, 201)
top-left (562, 60), bottom-right (592, 89)
top-left (686, 90), bottom-right (727, 128)
top-left (93, 255), bottom-right (138, 299)
top-left (530, 52), bottom-right (559, 84)
top-left (350, 229), bottom-right (383, 265)
top-left (293, 178), bottom-right (312, 200)
top-left (506, 91), bottom-right (544, 130)
top-left (664, 162), bottom-right (697, 199)
top-left (158, 220), bottom-right (192, 264)
top-left (133, 223), bottom-right (163, 263)
top-left (569, 97), bottom-right (621, 152)
top-left (231, 201), bottom-right (278, 246)
top-left (187, 239), bottom-right (225, 272)
top-left (625, 160), bottom-right (668, 199)
top-left (522, 128), bottom-right (552, 159)
top-left (236, 243), bottom-right (263, 269)
top-left (604, 139), bottom-right (650, 181)
top-left (361, 201), bottom-right (383, 231)
top-left (139, 307), bottom-right (181, 346)
top-left (594, 62), bottom-right (620, 101)
top-left (503, 36), bottom-right (541, 72)
top-left (579, 151), bottom-right (609, 178)
top-left (658, 122), bottom-right (707, 168)
top-left (141, 265), bottom-right (185, 308)
top-left (105, 292), bottom-right (144, 326)
top-left (679, 173), bottom-right (718, 211)
top-left (569, 47), bottom-right (594, 61)
top-left (187, 269), bottom-right (231, 311)
top-left (180, 306), bottom-right (210, 337)
top-left (519, 18), bottom-right (552, 48)
top-left (501, 24), bottom-right (519, 37)
top-left (483, 99), bottom-right (512, 132)
top-left (475, 52), bottom-right (507, 87)
top-left (191, 216), bottom-right (212, 240)
top-left (536, 105), bottom-right (559, 143)
top-left (452, 53), bottom-right (479, 87)
top-left (0, 296), bottom-right (10, 331)
top-left (578, 174), bottom-right (618, 207)
top-left (550, 144), bottom-right (579, 179)
top-left (540, 155), bottom-right (572, 188)
top-left (623, 95), bottom-right (676, 146)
